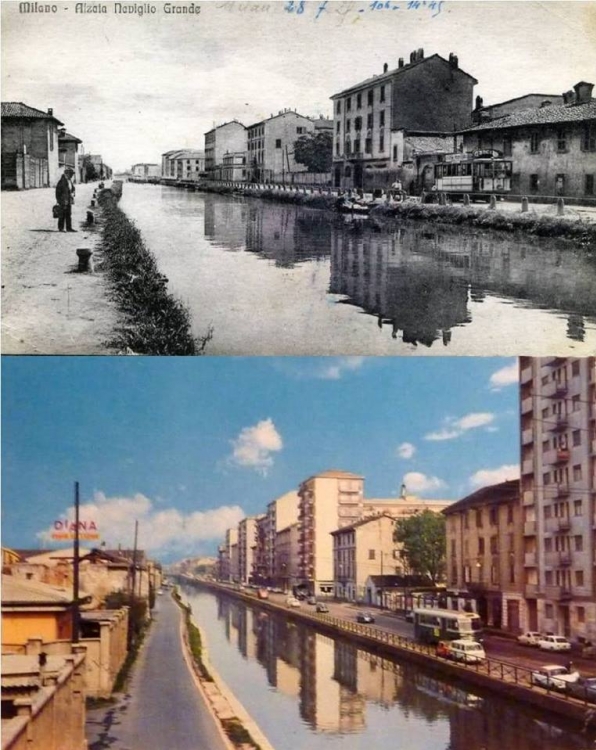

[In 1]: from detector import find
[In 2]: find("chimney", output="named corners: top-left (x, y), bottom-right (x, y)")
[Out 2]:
top-left (47, 108), bottom-right (53, 116)
top-left (475, 95), bottom-right (483, 110)
top-left (562, 89), bottom-right (575, 105)
top-left (417, 48), bottom-right (424, 60)
top-left (449, 53), bottom-right (459, 68)
top-left (410, 51), bottom-right (416, 63)
top-left (383, 62), bottom-right (388, 73)
top-left (574, 81), bottom-right (594, 104)
top-left (398, 57), bottom-right (404, 68)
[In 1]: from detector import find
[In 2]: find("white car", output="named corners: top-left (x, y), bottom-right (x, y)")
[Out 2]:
top-left (538, 635), bottom-right (572, 652)
top-left (531, 665), bottom-right (579, 691)
top-left (286, 597), bottom-right (301, 608)
top-left (517, 631), bottom-right (543, 646)
top-left (447, 639), bottom-right (486, 664)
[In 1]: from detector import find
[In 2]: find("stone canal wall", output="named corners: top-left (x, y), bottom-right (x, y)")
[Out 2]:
top-left (183, 577), bottom-right (594, 730)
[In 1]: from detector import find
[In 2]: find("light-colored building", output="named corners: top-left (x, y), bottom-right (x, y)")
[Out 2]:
top-left (130, 163), bottom-right (160, 180)
top-left (220, 528), bottom-right (239, 582)
top-left (330, 50), bottom-right (477, 191)
top-left (363, 495), bottom-right (452, 519)
top-left (58, 130), bottom-right (83, 183)
top-left (161, 149), bottom-right (205, 182)
top-left (297, 470), bottom-right (364, 596)
top-left (459, 82), bottom-right (595, 200)
top-left (247, 110), bottom-right (316, 183)
top-left (274, 522), bottom-right (299, 592)
top-left (520, 356), bottom-right (596, 642)
top-left (204, 120), bottom-right (247, 176)
top-left (238, 516), bottom-right (259, 584)
top-left (443, 480), bottom-right (524, 632)
top-left (216, 151), bottom-right (247, 182)
top-left (263, 491), bottom-right (300, 584)
top-left (1, 102), bottom-right (64, 189)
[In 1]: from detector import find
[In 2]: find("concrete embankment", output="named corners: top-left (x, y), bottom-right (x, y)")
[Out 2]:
top-left (97, 183), bottom-right (212, 355)
top-left (1, 182), bottom-right (119, 354)
top-left (185, 578), bottom-right (595, 730)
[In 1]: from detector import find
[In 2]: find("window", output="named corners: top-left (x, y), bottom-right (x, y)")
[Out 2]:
top-left (478, 537), bottom-right (485, 555)
top-left (582, 124), bottom-right (595, 151)
top-left (573, 464), bottom-right (582, 482)
top-left (489, 507), bottom-right (498, 526)
top-left (345, 139), bottom-right (351, 155)
top-left (572, 395), bottom-right (581, 411)
top-left (574, 535), bottom-right (583, 551)
top-left (365, 138), bottom-right (372, 154)
top-left (379, 133), bottom-right (385, 152)
top-left (503, 136), bottom-right (512, 156)
top-left (464, 512), bottom-right (469, 530)
top-left (574, 499), bottom-right (583, 516)
top-left (275, 139), bottom-right (282, 149)
top-left (336, 100), bottom-right (341, 114)
top-left (297, 127), bottom-right (305, 134)
top-left (380, 110), bottom-right (385, 127)
top-left (544, 505), bottom-right (552, 519)
top-left (530, 174), bottom-right (539, 192)
top-left (575, 570), bottom-right (584, 587)
top-left (544, 537), bottom-right (552, 552)
top-left (586, 174), bottom-right (595, 196)
top-left (336, 141), bottom-right (340, 156)
top-left (354, 117), bottom-right (362, 131)
top-left (346, 97), bottom-right (352, 112)
top-left (545, 603), bottom-right (553, 618)
top-left (507, 505), bottom-right (513, 524)
top-left (380, 85), bottom-right (386, 103)
top-left (530, 132), bottom-right (539, 153)
top-left (545, 570), bottom-right (553, 585)
top-left (572, 430), bottom-right (581, 447)
top-left (572, 360), bottom-right (580, 377)
top-left (543, 472), bottom-right (551, 486)
top-left (476, 509), bottom-right (483, 528)
top-left (367, 113), bottom-right (374, 129)
top-left (356, 93), bottom-right (362, 109)
top-left (555, 173), bottom-right (566, 195)
top-left (393, 145), bottom-right (398, 161)
top-left (557, 130), bottom-right (567, 151)
top-left (577, 606), bottom-right (585, 623)
top-left (354, 138), bottom-right (361, 154)
top-left (491, 565), bottom-right (499, 584)
top-left (490, 536), bottom-right (499, 554)
top-left (346, 119), bottom-right (351, 133)
top-left (336, 122), bottom-right (340, 133)
top-left (367, 90), bottom-right (373, 106)
top-left (368, 549), bottom-right (376, 560)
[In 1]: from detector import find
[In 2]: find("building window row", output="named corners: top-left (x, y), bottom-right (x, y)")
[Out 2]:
top-left (335, 85), bottom-right (387, 116)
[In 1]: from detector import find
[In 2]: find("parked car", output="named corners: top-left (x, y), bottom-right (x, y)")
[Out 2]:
top-left (567, 677), bottom-right (596, 703)
top-left (307, 596), bottom-right (317, 605)
top-left (435, 640), bottom-right (451, 658)
top-left (517, 631), bottom-right (543, 647)
top-left (405, 611), bottom-right (414, 623)
top-left (316, 602), bottom-right (329, 613)
top-left (357, 612), bottom-right (375, 624)
top-left (286, 597), bottom-right (301, 608)
top-left (447, 639), bottom-right (486, 664)
top-left (531, 664), bottom-right (579, 691)
top-left (538, 635), bottom-right (572, 652)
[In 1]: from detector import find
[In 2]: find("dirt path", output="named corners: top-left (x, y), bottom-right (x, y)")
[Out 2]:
top-left (2, 183), bottom-right (119, 354)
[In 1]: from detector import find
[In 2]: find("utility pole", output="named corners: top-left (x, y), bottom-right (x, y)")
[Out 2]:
top-left (72, 481), bottom-right (80, 643)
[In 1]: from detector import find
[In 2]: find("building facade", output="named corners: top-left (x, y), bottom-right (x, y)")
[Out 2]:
top-left (264, 491), bottom-right (300, 584)
top-left (330, 51), bottom-right (477, 191)
top-left (204, 120), bottom-right (247, 176)
top-left (247, 110), bottom-right (316, 183)
top-left (238, 516), bottom-right (259, 584)
top-left (444, 480), bottom-right (524, 631)
top-left (58, 131), bottom-right (83, 183)
top-left (161, 149), bottom-right (205, 181)
top-left (460, 82), bottom-right (595, 200)
top-left (520, 356), bottom-right (596, 642)
top-left (1, 102), bottom-right (64, 189)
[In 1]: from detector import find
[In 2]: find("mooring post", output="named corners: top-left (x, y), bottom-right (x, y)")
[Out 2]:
top-left (521, 196), bottom-right (529, 213)
top-left (86, 211), bottom-right (94, 225)
top-left (489, 194), bottom-right (497, 210)
top-left (557, 197), bottom-right (565, 216)
top-left (463, 194), bottom-right (470, 206)
top-left (76, 248), bottom-right (93, 273)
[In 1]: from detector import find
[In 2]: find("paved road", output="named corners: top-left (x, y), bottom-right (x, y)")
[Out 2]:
top-left (87, 594), bottom-right (228, 750)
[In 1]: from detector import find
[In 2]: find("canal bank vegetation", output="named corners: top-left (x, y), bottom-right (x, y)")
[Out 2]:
top-left (98, 183), bottom-right (212, 355)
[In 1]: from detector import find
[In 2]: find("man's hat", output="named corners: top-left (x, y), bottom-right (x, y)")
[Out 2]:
top-left (65, 166), bottom-right (75, 173)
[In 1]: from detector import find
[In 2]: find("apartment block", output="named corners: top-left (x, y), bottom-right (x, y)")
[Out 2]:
top-left (238, 517), bottom-right (260, 584)
top-left (444, 480), bottom-right (524, 631)
top-left (247, 110), bottom-right (316, 183)
top-left (520, 356), bottom-right (596, 641)
top-left (222, 527), bottom-right (238, 582)
top-left (204, 120), bottom-right (247, 175)
top-left (275, 522), bottom-right (299, 592)
top-left (263, 491), bottom-right (300, 584)
top-left (330, 50), bottom-right (477, 191)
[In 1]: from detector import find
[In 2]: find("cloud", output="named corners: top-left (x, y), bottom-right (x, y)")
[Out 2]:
top-left (229, 418), bottom-right (283, 475)
top-left (397, 442), bottom-right (416, 459)
top-left (469, 464), bottom-right (520, 488)
top-left (402, 472), bottom-right (446, 495)
top-left (425, 412), bottom-right (496, 441)
top-left (36, 492), bottom-right (245, 556)
top-left (272, 358), bottom-right (365, 381)
top-left (318, 357), bottom-right (365, 380)
top-left (489, 362), bottom-right (519, 391)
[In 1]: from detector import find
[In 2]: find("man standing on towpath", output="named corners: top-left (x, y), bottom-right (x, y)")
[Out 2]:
top-left (55, 166), bottom-right (77, 232)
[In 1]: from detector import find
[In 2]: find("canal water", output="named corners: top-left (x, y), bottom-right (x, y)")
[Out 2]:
top-left (120, 184), bottom-right (596, 356)
top-left (179, 586), bottom-right (589, 750)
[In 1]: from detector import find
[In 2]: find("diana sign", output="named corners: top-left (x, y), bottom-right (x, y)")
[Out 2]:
top-left (51, 519), bottom-right (100, 541)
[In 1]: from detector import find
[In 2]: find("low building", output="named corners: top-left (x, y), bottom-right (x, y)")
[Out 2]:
top-left (217, 151), bottom-right (247, 182)
top-left (459, 81), bottom-right (596, 200)
top-left (130, 163), bottom-right (161, 181)
top-left (1, 102), bottom-right (64, 189)
top-left (443, 480), bottom-right (524, 632)
top-left (2, 649), bottom-right (87, 750)
top-left (204, 120), bottom-right (247, 176)
top-left (161, 149), bottom-right (205, 182)
top-left (58, 130), bottom-right (83, 183)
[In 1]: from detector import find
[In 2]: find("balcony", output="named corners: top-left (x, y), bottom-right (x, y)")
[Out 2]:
top-left (524, 552), bottom-right (537, 567)
top-left (559, 551), bottom-right (572, 566)
top-left (522, 490), bottom-right (535, 506)
top-left (554, 448), bottom-right (570, 464)
top-left (522, 428), bottom-right (534, 445)
top-left (525, 584), bottom-right (540, 597)
top-left (559, 587), bottom-right (573, 601)
top-left (551, 416), bottom-right (568, 432)
top-left (520, 366), bottom-right (533, 385)
top-left (557, 516), bottom-right (571, 531)
top-left (523, 521), bottom-right (537, 536)
top-left (521, 396), bottom-right (533, 414)
top-left (555, 482), bottom-right (570, 498)
top-left (521, 459), bottom-right (534, 476)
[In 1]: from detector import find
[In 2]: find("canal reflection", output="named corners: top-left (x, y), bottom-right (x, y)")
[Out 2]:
top-left (120, 185), bottom-right (596, 355)
top-left (181, 587), bottom-right (589, 750)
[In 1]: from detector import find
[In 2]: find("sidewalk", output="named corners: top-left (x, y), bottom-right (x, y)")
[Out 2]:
top-left (1, 183), bottom-right (119, 354)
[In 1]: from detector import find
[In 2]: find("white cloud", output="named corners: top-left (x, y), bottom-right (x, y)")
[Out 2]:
top-left (318, 357), bottom-right (365, 380)
top-left (402, 472), bottom-right (446, 495)
top-left (397, 442), bottom-right (416, 459)
top-left (229, 418), bottom-right (283, 475)
top-left (273, 358), bottom-right (365, 381)
top-left (489, 362), bottom-right (519, 391)
top-left (469, 464), bottom-right (520, 488)
top-left (36, 492), bottom-right (245, 556)
top-left (425, 412), bottom-right (496, 441)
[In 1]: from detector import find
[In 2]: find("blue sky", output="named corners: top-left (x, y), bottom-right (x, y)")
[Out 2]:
top-left (2, 356), bottom-right (520, 562)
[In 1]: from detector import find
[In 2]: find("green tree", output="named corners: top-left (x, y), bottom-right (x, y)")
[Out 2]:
top-left (293, 130), bottom-right (333, 173)
top-left (393, 510), bottom-right (446, 584)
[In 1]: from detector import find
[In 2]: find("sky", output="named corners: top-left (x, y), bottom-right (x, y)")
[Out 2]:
top-left (2, 1), bottom-right (595, 171)
top-left (2, 355), bottom-right (521, 562)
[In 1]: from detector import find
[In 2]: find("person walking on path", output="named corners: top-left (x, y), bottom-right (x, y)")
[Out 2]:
top-left (55, 166), bottom-right (77, 232)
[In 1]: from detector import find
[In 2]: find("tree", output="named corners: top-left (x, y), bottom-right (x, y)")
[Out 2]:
top-left (393, 511), bottom-right (446, 585)
top-left (293, 130), bottom-right (333, 173)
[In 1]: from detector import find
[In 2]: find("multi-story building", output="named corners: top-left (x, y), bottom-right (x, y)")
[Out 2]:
top-left (363, 496), bottom-right (452, 519)
top-left (263, 491), bottom-right (300, 584)
top-left (216, 151), bottom-right (247, 182)
top-left (238, 516), bottom-right (262, 584)
top-left (204, 120), bottom-right (247, 176)
top-left (220, 527), bottom-right (239, 582)
top-left (444, 480), bottom-right (524, 631)
top-left (520, 356), bottom-right (596, 641)
top-left (130, 163), bottom-right (161, 180)
top-left (275, 522), bottom-right (299, 593)
top-left (1, 102), bottom-right (64, 188)
top-left (297, 470), bottom-right (364, 596)
top-left (460, 81), bottom-right (595, 200)
top-left (330, 50), bottom-right (477, 191)
top-left (246, 110), bottom-right (316, 183)
top-left (161, 149), bottom-right (205, 182)
top-left (253, 514), bottom-right (269, 584)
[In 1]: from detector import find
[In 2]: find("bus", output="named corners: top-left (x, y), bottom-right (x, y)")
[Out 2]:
top-left (433, 150), bottom-right (512, 201)
top-left (412, 607), bottom-right (482, 644)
